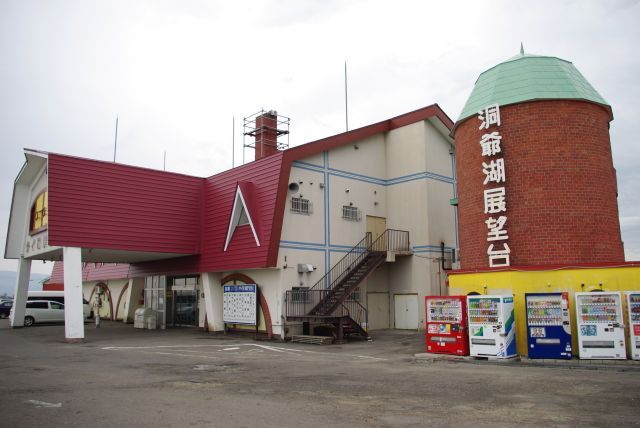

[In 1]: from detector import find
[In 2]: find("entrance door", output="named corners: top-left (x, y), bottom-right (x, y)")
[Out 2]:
top-left (394, 294), bottom-right (419, 329)
top-left (367, 292), bottom-right (390, 330)
top-left (173, 290), bottom-right (198, 327)
top-left (366, 216), bottom-right (386, 242)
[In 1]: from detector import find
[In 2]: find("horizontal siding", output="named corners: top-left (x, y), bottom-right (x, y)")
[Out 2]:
top-left (127, 153), bottom-right (284, 275)
top-left (45, 261), bottom-right (131, 285)
top-left (48, 154), bottom-right (204, 254)
top-left (197, 153), bottom-right (283, 271)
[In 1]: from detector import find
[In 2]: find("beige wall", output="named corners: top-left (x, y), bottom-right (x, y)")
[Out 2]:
top-left (274, 117), bottom-right (456, 332)
top-left (82, 279), bottom-right (129, 321)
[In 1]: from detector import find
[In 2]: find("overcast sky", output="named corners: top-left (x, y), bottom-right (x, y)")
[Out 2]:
top-left (1, 0), bottom-right (639, 275)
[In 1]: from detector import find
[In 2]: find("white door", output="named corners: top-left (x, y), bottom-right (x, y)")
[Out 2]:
top-left (394, 294), bottom-right (419, 329)
top-left (367, 292), bottom-right (390, 330)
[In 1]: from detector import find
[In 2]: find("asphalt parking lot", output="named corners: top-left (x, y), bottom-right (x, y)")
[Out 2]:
top-left (1, 319), bottom-right (639, 428)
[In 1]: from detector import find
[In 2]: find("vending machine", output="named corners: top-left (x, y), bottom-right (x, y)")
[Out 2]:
top-left (425, 296), bottom-right (469, 356)
top-left (467, 295), bottom-right (516, 358)
top-left (525, 292), bottom-right (572, 359)
top-left (575, 292), bottom-right (626, 359)
top-left (626, 292), bottom-right (640, 360)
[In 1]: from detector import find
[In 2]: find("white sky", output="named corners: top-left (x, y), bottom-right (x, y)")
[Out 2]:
top-left (1, 0), bottom-right (639, 275)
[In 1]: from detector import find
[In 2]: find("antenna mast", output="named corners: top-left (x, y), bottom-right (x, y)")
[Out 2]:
top-left (113, 115), bottom-right (119, 162)
top-left (344, 61), bottom-right (349, 132)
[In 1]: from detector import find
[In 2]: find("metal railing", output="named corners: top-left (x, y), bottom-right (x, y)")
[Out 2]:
top-left (369, 229), bottom-right (410, 253)
top-left (311, 233), bottom-right (372, 292)
top-left (285, 289), bottom-right (368, 331)
top-left (285, 229), bottom-right (410, 320)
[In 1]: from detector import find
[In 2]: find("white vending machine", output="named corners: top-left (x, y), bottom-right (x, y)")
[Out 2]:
top-left (467, 294), bottom-right (517, 358)
top-left (626, 292), bottom-right (640, 360)
top-left (575, 292), bottom-right (626, 359)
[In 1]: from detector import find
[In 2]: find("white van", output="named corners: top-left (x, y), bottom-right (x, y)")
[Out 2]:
top-left (13, 300), bottom-right (66, 326)
top-left (27, 291), bottom-right (92, 320)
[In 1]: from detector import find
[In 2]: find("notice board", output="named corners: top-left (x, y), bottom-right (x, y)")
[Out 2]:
top-left (223, 284), bottom-right (257, 325)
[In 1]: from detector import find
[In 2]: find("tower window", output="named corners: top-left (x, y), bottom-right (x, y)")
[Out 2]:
top-left (30, 191), bottom-right (48, 234)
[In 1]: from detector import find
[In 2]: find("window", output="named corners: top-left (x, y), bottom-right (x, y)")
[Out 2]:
top-left (342, 205), bottom-right (361, 221)
top-left (29, 191), bottom-right (48, 234)
top-left (291, 287), bottom-right (310, 303)
top-left (27, 301), bottom-right (48, 309)
top-left (50, 302), bottom-right (64, 310)
top-left (237, 207), bottom-right (250, 225)
top-left (169, 276), bottom-right (199, 287)
top-left (291, 197), bottom-right (312, 215)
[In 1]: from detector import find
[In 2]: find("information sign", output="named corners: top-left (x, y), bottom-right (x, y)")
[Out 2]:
top-left (223, 284), bottom-right (257, 325)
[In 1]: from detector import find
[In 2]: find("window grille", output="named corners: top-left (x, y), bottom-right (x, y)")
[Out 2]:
top-left (291, 287), bottom-right (310, 303)
top-left (291, 197), bottom-right (312, 214)
top-left (342, 205), bottom-right (361, 221)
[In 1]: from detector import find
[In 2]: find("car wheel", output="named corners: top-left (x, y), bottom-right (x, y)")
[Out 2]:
top-left (24, 316), bottom-right (35, 327)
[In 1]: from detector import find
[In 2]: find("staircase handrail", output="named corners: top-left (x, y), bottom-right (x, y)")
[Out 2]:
top-left (308, 232), bottom-right (372, 291)
top-left (307, 229), bottom-right (410, 293)
top-left (340, 299), bottom-right (368, 332)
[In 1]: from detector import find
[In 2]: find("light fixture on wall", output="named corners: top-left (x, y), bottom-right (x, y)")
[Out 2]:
top-left (345, 189), bottom-right (349, 193)
top-left (354, 145), bottom-right (359, 150)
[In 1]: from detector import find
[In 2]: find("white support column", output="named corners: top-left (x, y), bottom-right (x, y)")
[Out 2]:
top-left (10, 258), bottom-right (32, 327)
top-left (63, 247), bottom-right (85, 341)
top-left (202, 273), bottom-right (223, 331)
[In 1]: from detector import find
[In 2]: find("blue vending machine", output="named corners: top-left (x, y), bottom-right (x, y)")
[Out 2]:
top-left (525, 292), bottom-right (572, 359)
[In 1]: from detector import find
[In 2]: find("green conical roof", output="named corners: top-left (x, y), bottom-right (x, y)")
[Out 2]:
top-left (455, 49), bottom-right (612, 128)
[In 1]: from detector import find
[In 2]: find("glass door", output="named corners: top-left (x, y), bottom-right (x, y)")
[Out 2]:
top-left (173, 290), bottom-right (198, 327)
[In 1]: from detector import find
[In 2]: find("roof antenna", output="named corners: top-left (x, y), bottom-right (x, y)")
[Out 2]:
top-left (113, 115), bottom-right (118, 162)
top-left (344, 60), bottom-right (349, 132)
top-left (520, 42), bottom-right (524, 55)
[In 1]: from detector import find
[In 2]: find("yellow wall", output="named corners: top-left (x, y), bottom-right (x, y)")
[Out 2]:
top-left (448, 265), bottom-right (640, 357)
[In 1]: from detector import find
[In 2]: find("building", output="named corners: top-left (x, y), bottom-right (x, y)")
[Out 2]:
top-left (448, 48), bottom-right (639, 357)
top-left (6, 105), bottom-right (458, 341)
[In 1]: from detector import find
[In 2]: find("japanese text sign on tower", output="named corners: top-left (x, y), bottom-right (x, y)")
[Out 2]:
top-left (478, 103), bottom-right (510, 268)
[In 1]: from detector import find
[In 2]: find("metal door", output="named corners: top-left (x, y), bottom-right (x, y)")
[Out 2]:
top-left (366, 216), bottom-right (386, 242)
top-left (394, 294), bottom-right (419, 329)
top-left (367, 292), bottom-right (390, 330)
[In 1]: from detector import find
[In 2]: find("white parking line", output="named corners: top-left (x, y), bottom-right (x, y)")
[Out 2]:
top-left (101, 343), bottom-right (387, 361)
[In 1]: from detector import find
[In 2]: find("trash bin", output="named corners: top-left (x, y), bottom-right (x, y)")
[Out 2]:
top-left (134, 308), bottom-right (146, 329)
top-left (145, 314), bottom-right (157, 330)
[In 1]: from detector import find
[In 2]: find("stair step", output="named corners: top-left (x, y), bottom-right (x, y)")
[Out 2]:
top-left (291, 335), bottom-right (333, 345)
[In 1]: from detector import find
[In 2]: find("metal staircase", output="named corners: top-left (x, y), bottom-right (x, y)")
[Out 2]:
top-left (285, 229), bottom-right (410, 342)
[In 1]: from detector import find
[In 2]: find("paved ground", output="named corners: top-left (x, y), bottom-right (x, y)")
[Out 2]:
top-left (1, 320), bottom-right (639, 427)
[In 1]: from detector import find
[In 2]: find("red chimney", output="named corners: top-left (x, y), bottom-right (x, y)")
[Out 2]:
top-left (255, 111), bottom-right (279, 161)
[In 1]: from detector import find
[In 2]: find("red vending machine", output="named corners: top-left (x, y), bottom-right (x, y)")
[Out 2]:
top-left (425, 296), bottom-right (469, 355)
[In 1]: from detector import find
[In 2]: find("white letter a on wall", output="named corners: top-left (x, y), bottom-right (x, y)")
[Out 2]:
top-left (224, 182), bottom-right (261, 251)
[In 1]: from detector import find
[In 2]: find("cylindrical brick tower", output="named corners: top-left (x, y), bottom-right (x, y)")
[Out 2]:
top-left (452, 50), bottom-right (624, 270)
